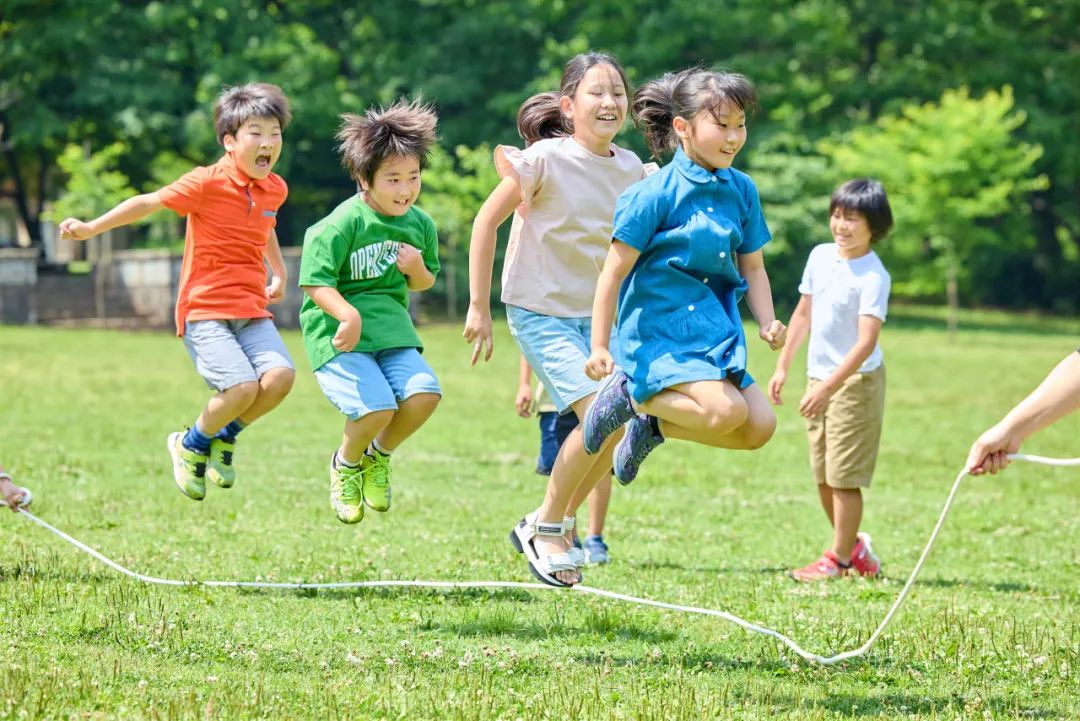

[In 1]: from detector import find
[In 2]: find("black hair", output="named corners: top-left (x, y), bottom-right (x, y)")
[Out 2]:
top-left (516, 51), bottom-right (630, 143)
top-left (336, 98), bottom-right (439, 185)
top-left (830, 178), bottom-right (894, 242)
top-left (213, 83), bottom-right (291, 144)
top-left (632, 68), bottom-right (757, 159)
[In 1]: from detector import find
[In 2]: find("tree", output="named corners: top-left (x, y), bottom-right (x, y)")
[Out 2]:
top-left (823, 86), bottom-right (1048, 335)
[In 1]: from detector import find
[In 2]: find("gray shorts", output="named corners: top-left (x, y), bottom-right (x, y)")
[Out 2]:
top-left (183, 318), bottom-right (294, 392)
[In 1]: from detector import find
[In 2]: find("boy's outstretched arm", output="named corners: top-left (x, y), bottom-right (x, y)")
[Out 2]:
top-left (768, 294), bottom-right (811, 405)
top-left (58, 192), bottom-right (165, 241)
top-left (738, 249), bottom-right (787, 351)
top-left (264, 229), bottom-right (288, 304)
top-left (301, 285), bottom-right (362, 353)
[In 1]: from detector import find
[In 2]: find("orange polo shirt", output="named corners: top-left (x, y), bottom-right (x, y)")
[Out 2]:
top-left (158, 154), bottom-right (288, 336)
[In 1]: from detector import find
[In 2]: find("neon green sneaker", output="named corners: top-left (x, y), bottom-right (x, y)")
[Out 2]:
top-left (206, 437), bottom-right (236, 489)
top-left (166, 431), bottom-right (207, 501)
top-left (329, 455), bottom-right (364, 524)
top-left (361, 450), bottom-right (392, 512)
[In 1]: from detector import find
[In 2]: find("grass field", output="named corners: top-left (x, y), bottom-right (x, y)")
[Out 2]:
top-left (1, 309), bottom-right (1078, 720)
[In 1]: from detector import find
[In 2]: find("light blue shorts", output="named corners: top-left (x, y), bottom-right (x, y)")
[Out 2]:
top-left (183, 318), bottom-right (294, 392)
top-left (506, 305), bottom-right (615, 415)
top-left (314, 348), bottom-right (441, 421)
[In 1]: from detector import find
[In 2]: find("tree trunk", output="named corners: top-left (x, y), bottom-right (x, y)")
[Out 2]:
top-left (444, 258), bottom-right (457, 321)
top-left (945, 250), bottom-right (959, 341)
top-left (0, 117), bottom-right (43, 249)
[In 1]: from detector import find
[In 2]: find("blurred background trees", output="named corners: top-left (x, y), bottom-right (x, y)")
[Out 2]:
top-left (3, 0), bottom-right (1077, 315)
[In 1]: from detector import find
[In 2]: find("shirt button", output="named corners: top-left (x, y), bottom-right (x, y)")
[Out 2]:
top-left (707, 207), bottom-right (714, 212)
top-left (688, 305), bottom-right (695, 311)
top-left (703, 277), bottom-right (709, 283)
top-left (719, 252), bottom-right (726, 259)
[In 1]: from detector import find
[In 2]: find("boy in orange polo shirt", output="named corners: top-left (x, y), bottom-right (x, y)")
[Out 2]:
top-left (59, 83), bottom-right (296, 502)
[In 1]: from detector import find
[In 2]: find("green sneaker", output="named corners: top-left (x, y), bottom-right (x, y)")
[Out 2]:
top-left (206, 437), bottom-right (236, 488)
top-left (329, 455), bottom-right (364, 524)
top-left (361, 450), bottom-right (392, 512)
top-left (167, 431), bottom-right (207, 501)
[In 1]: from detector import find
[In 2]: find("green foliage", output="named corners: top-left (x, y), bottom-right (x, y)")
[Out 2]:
top-left (420, 144), bottom-right (503, 316)
top-left (4, 0), bottom-right (1080, 310)
top-left (822, 86), bottom-right (1048, 302)
top-left (47, 143), bottom-right (134, 223)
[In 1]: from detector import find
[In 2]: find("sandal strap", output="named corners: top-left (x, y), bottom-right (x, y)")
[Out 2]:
top-left (524, 509), bottom-right (565, 537)
top-left (535, 551), bottom-right (577, 573)
top-left (562, 515), bottom-right (575, 532)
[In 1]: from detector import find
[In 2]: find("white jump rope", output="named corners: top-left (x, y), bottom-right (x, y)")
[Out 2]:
top-left (4, 454), bottom-right (1078, 665)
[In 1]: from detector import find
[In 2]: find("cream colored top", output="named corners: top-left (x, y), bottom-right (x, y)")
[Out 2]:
top-left (496, 137), bottom-right (648, 317)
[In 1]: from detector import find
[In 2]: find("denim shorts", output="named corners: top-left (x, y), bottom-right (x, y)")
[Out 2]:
top-left (314, 347), bottom-right (441, 421)
top-left (183, 318), bottom-right (294, 392)
top-left (506, 305), bottom-right (615, 414)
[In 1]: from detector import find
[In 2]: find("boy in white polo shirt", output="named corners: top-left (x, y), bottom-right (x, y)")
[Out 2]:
top-left (768, 178), bottom-right (893, 581)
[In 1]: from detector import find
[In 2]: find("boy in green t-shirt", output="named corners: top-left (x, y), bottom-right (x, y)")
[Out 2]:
top-left (299, 99), bottom-right (442, 524)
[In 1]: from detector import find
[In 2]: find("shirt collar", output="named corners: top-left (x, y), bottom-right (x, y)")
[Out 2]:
top-left (218, 153), bottom-right (258, 188)
top-left (673, 146), bottom-right (732, 184)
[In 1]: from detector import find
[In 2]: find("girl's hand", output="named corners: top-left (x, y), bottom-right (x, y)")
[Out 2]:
top-left (58, 218), bottom-right (95, 241)
top-left (767, 369), bottom-right (787, 406)
top-left (514, 383), bottom-right (533, 418)
top-left (333, 313), bottom-right (362, 352)
top-left (760, 320), bottom-right (787, 351)
top-left (395, 244), bottom-right (425, 276)
top-left (585, 348), bottom-right (615, 381)
top-left (798, 384), bottom-right (831, 418)
top-left (463, 304), bottom-right (493, 365)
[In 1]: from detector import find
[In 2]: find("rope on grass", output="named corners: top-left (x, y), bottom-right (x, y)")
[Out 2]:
top-left (5, 453), bottom-right (1079, 665)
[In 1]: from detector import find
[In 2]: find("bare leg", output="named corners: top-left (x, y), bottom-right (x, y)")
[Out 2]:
top-left (639, 380), bottom-right (748, 435)
top-left (533, 392), bottom-right (620, 585)
top-left (586, 473), bottom-right (612, 537)
top-left (197, 381), bottom-right (260, 436)
top-left (341, 410), bottom-right (394, 464)
top-left (237, 367), bottom-right (296, 425)
top-left (657, 384), bottom-right (777, 451)
top-left (375, 393), bottom-right (441, 451)
top-left (830, 488), bottom-right (862, 561)
top-left (817, 483), bottom-right (835, 526)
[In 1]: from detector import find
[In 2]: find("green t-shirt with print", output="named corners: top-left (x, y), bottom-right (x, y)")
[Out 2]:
top-left (298, 195), bottom-right (440, 370)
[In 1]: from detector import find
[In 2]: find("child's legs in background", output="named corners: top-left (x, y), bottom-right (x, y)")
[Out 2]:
top-left (808, 367), bottom-right (885, 559)
top-left (535, 411), bottom-right (563, 475)
top-left (370, 348), bottom-right (441, 452)
top-left (586, 474), bottom-right (612, 538)
top-left (314, 352), bottom-right (398, 463)
top-left (648, 380), bottom-right (777, 451)
top-left (230, 318), bottom-right (295, 425)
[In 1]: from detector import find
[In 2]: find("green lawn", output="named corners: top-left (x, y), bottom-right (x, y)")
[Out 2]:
top-left (2, 311), bottom-right (1078, 720)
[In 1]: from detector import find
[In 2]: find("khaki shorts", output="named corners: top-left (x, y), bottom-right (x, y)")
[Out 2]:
top-left (806, 365), bottom-right (885, 489)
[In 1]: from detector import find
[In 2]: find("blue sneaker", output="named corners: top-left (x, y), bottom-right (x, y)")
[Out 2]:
top-left (613, 414), bottom-right (664, 485)
top-left (582, 370), bottom-right (635, 455)
top-left (583, 535), bottom-right (610, 565)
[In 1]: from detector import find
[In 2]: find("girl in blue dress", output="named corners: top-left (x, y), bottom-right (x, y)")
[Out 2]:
top-left (582, 68), bottom-right (787, 484)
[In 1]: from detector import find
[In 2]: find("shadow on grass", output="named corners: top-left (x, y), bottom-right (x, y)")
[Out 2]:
top-left (424, 614), bottom-right (679, 644)
top-left (624, 559), bottom-right (791, 575)
top-left (810, 689), bottom-right (1057, 719)
top-left (889, 309), bottom-right (1080, 338)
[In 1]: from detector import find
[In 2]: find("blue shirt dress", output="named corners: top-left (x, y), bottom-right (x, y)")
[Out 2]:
top-left (611, 147), bottom-right (772, 404)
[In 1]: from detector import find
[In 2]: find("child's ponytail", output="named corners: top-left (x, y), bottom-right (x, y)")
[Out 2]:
top-left (516, 92), bottom-right (569, 145)
top-left (632, 70), bottom-right (690, 159)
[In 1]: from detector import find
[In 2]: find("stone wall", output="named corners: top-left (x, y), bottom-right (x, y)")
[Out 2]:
top-left (1, 247), bottom-right (304, 329)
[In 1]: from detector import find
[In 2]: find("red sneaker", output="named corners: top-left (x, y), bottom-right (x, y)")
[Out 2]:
top-left (849, 532), bottom-right (881, 577)
top-left (791, 551), bottom-right (846, 582)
